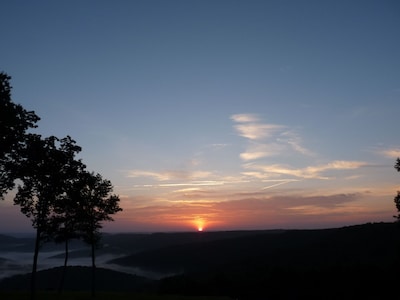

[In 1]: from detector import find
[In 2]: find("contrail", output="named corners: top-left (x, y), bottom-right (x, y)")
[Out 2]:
top-left (262, 180), bottom-right (297, 190)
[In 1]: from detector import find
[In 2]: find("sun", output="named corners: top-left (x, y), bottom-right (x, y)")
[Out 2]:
top-left (194, 217), bottom-right (205, 232)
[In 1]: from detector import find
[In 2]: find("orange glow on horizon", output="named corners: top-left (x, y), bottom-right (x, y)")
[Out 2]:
top-left (194, 217), bottom-right (205, 232)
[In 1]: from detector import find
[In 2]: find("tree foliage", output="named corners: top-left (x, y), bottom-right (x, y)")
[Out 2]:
top-left (14, 134), bottom-right (84, 300)
top-left (394, 158), bottom-right (400, 221)
top-left (15, 135), bottom-right (83, 236)
top-left (395, 158), bottom-right (400, 172)
top-left (0, 72), bottom-right (40, 198)
top-left (53, 169), bottom-right (122, 294)
top-left (67, 171), bottom-right (122, 297)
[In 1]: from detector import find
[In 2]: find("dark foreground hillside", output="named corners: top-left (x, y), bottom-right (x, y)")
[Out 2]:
top-left (111, 222), bottom-right (400, 299)
top-left (0, 266), bottom-right (154, 292)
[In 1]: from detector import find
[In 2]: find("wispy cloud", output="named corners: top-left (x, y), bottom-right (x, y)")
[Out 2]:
top-left (230, 113), bottom-right (260, 123)
top-left (234, 123), bottom-right (285, 140)
top-left (231, 114), bottom-right (284, 140)
top-left (127, 170), bottom-right (173, 181)
top-left (159, 181), bottom-right (225, 187)
top-left (279, 130), bottom-right (314, 156)
top-left (244, 160), bottom-right (368, 179)
top-left (261, 179), bottom-right (299, 190)
top-left (127, 169), bottom-right (213, 181)
top-left (231, 114), bottom-right (312, 160)
top-left (240, 142), bottom-right (285, 161)
top-left (378, 148), bottom-right (400, 158)
top-left (172, 187), bottom-right (203, 193)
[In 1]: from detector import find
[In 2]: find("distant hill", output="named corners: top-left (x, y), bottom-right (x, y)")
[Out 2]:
top-left (1, 229), bottom-right (274, 259)
top-left (0, 234), bottom-right (34, 252)
top-left (48, 230), bottom-right (272, 259)
top-left (109, 222), bottom-right (400, 273)
top-left (100, 230), bottom-right (280, 255)
top-left (109, 222), bottom-right (400, 299)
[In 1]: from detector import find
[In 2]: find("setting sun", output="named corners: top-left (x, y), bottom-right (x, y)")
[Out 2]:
top-left (194, 217), bottom-right (205, 232)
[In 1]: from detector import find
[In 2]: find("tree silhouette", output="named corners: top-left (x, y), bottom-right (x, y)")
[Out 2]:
top-left (394, 158), bottom-right (400, 221)
top-left (14, 134), bottom-right (83, 300)
top-left (0, 72), bottom-right (40, 199)
top-left (2, 72), bottom-right (123, 297)
top-left (51, 159), bottom-right (86, 293)
top-left (68, 171), bottom-right (122, 297)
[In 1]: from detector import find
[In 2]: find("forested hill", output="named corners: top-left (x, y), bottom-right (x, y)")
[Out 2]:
top-left (110, 222), bottom-right (400, 299)
top-left (109, 222), bottom-right (400, 274)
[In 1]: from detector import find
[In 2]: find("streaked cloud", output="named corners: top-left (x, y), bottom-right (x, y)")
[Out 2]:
top-left (231, 114), bottom-right (285, 140)
top-left (240, 142), bottom-right (285, 161)
top-left (234, 123), bottom-right (285, 140)
top-left (230, 113), bottom-right (260, 123)
top-left (279, 130), bottom-right (314, 156)
top-left (127, 170), bottom-right (173, 181)
top-left (261, 179), bottom-right (300, 190)
top-left (244, 160), bottom-right (368, 179)
top-left (324, 161), bottom-right (367, 169)
top-left (127, 169), bottom-right (214, 181)
top-left (231, 114), bottom-right (284, 141)
top-left (379, 148), bottom-right (400, 158)
top-left (172, 187), bottom-right (203, 193)
top-left (231, 114), bottom-right (312, 160)
top-left (159, 181), bottom-right (225, 187)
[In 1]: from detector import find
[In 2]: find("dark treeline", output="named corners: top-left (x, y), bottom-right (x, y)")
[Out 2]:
top-left (394, 158), bottom-right (400, 220)
top-left (0, 72), bottom-right (122, 299)
top-left (154, 222), bottom-right (400, 299)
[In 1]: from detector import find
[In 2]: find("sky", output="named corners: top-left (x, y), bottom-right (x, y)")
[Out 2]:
top-left (1, 0), bottom-right (399, 233)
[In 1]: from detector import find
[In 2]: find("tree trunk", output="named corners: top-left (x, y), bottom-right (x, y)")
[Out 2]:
top-left (30, 228), bottom-right (41, 300)
top-left (91, 241), bottom-right (96, 298)
top-left (58, 238), bottom-right (69, 293)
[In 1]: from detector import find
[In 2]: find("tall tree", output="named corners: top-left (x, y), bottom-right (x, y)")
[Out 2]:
top-left (51, 159), bottom-right (86, 293)
top-left (394, 158), bottom-right (400, 221)
top-left (0, 72), bottom-right (40, 199)
top-left (72, 171), bottom-right (122, 297)
top-left (14, 134), bottom-right (83, 300)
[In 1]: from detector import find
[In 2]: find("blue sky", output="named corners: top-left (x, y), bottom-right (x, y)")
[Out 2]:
top-left (1, 0), bottom-right (399, 232)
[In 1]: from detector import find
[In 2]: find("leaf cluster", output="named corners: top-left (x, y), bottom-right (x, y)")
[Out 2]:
top-left (0, 72), bottom-right (40, 198)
